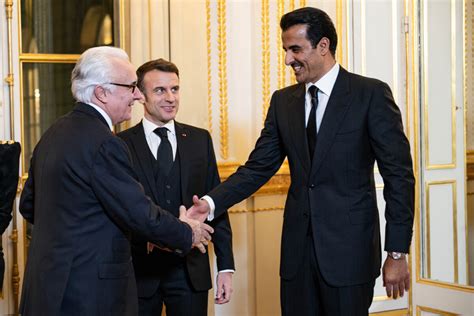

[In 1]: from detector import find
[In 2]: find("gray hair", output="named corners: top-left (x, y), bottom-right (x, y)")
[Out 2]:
top-left (71, 46), bottom-right (129, 103)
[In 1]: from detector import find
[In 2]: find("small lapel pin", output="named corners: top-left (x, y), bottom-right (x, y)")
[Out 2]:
top-left (182, 133), bottom-right (187, 137)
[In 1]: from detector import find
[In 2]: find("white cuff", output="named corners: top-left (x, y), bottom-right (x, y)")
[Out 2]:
top-left (201, 195), bottom-right (215, 221)
top-left (218, 269), bottom-right (235, 274)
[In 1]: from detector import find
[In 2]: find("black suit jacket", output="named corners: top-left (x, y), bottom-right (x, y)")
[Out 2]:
top-left (208, 67), bottom-right (414, 287)
top-left (19, 103), bottom-right (193, 316)
top-left (118, 122), bottom-right (234, 295)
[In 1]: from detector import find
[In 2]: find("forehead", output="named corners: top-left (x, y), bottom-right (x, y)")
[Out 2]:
top-left (143, 70), bottom-right (179, 86)
top-left (282, 24), bottom-right (311, 47)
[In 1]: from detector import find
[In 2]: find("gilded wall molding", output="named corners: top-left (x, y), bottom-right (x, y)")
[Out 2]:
top-left (277, 0), bottom-right (285, 89)
top-left (4, 0), bottom-right (20, 311)
top-left (217, 0), bottom-right (229, 160)
top-left (218, 162), bottom-right (290, 196)
top-left (261, 0), bottom-right (270, 123)
top-left (206, 0), bottom-right (213, 135)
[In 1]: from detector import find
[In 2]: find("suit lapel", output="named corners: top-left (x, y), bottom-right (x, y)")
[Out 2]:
top-left (288, 84), bottom-right (311, 175)
top-left (175, 122), bottom-right (191, 202)
top-left (311, 68), bottom-right (352, 176)
top-left (129, 123), bottom-right (160, 202)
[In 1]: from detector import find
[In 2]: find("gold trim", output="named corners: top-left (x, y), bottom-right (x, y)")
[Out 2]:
top-left (206, 0), bottom-right (213, 134)
top-left (361, 0), bottom-right (366, 75)
top-left (19, 54), bottom-right (80, 62)
top-left (289, 0), bottom-right (295, 12)
top-left (416, 278), bottom-right (474, 292)
top-left (416, 305), bottom-right (459, 316)
top-left (299, 0), bottom-right (305, 8)
top-left (147, 0), bottom-right (152, 59)
top-left (370, 309), bottom-right (408, 316)
top-left (218, 162), bottom-right (290, 196)
top-left (391, 0), bottom-right (398, 104)
top-left (261, 0), bottom-right (270, 123)
top-left (462, 0), bottom-right (470, 286)
top-left (229, 206), bottom-right (284, 214)
top-left (277, 0), bottom-right (285, 89)
top-left (5, 0), bottom-right (20, 311)
top-left (405, 1), bottom-right (414, 313)
top-left (424, 180), bottom-right (458, 283)
top-left (422, 0), bottom-right (456, 170)
top-left (217, 0), bottom-right (228, 160)
top-left (336, 0), bottom-right (343, 65)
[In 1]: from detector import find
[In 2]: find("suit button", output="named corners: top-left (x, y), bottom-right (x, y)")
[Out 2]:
top-left (166, 199), bottom-right (171, 204)
top-left (309, 184), bottom-right (315, 189)
top-left (165, 185), bottom-right (171, 189)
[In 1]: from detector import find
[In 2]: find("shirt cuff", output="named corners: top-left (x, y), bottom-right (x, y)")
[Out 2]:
top-left (201, 195), bottom-right (215, 221)
top-left (218, 269), bottom-right (235, 274)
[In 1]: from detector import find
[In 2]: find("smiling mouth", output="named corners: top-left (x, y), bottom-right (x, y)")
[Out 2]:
top-left (291, 62), bottom-right (303, 73)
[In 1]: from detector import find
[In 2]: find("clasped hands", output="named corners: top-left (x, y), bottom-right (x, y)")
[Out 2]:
top-left (149, 196), bottom-right (212, 254)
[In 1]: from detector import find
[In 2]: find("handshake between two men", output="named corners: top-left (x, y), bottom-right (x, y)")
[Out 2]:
top-left (149, 195), bottom-right (213, 254)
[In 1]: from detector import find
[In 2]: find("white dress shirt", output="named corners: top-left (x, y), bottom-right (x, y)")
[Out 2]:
top-left (142, 117), bottom-right (177, 160)
top-left (304, 63), bottom-right (340, 131)
top-left (87, 102), bottom-right (113, 130)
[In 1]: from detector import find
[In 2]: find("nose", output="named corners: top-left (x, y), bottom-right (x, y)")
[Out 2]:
top-left (165, 90), bottom-right (175, 102)
top-left (284, 51), bottom-right (294, 66)
top-left (134, 88), bottom-right (145, 102)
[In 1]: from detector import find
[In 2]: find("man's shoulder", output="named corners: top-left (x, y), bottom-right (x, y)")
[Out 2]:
top-left (116, 122), bottom-right (142, 140)
top-left (175, 122), bottom-right (211, 138)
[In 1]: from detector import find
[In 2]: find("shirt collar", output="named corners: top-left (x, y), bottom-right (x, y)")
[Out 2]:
top-left (87, 102), bottom-right (113, 130)
top-left (305, 63), bottom-right (340, 97)
top-left (142, 116), bottom-right (176, 137)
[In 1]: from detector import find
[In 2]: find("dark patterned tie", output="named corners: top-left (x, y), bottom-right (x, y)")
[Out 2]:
top-left (307, 85), bottom-right (319, 162)
top-left (154, 127), bottom-right (173, 176)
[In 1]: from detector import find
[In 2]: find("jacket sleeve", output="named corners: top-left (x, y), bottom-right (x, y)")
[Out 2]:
top-left (204, 132), bottom-right (235, 271)
top-left (90, 136), bottom-right (193, 255)
top-left (208, 91), bottom-right (286, 217)
top-left (368, 81), bottom-right (415, 253)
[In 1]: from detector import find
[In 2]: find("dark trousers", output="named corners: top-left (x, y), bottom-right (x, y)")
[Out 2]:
top-left (281, 234), bottom-right (375, 316)
top-left (138, 263), bottom-right (208, 316)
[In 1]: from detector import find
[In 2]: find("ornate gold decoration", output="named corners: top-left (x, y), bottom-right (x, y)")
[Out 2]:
top-left (261, 0), bottom-right (270, 122)
top-left (336, 0), bottom-right (343, 65)
top-left (289, 0), bottom-right (295, 12)
top-left (218, 161), bottom-right (290, 196)
top-left (229, 206), bottom-right (284, 214)
top-left (206, 0), bottom-right (213, 134)
top-left (4, 0), bottom-right (20, 310)
top-left (298, 0), bottom-right (305, 8)
top-left (277, 0), bottom-right (285, 89)
top-left (217, 0), bottom-right (228, 159)
top-left (416, 305), bottom-right (459, 316)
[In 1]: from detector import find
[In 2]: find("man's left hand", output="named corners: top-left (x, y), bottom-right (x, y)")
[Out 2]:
top-left (382, 255), bottom-right (410, 299)
top-left (215, 271), bottom-right (233, 304)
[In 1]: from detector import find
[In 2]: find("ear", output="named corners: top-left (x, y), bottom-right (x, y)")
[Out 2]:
top-left (94, 85), bottom-right (108, 104)
top-left (318, 37), bottom-right (330, 55)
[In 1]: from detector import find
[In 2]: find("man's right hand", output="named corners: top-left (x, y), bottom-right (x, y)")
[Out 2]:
top-left (187, 195), bottom-right (211, 222)
top-left (179, 206), bottom-right (213, 253)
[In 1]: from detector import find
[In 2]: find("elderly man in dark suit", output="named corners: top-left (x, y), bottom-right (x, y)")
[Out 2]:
top-left (189, 7), bottom-right (414, 316)
top-left (19, 46), bottom-right (213, 316)
top-left (118, 59), bottom-right (234, 316)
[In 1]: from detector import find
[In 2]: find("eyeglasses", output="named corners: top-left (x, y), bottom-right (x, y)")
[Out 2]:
top-left (108, 82), bottom-right (137, 93)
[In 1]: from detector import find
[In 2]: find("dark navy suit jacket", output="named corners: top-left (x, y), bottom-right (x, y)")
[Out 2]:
top-left (19, 103), bottom-right (192, 315)
top-left (208, 67), bottom-right (414, 287)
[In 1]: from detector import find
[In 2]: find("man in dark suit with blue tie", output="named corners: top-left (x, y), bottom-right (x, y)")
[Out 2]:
top-left (19, 46), bottom-right (213, 316)
top-left (118, 59), bottom-right (234, 316)
top-left (189, 7), bottom-right (415, 315)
